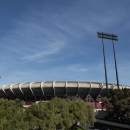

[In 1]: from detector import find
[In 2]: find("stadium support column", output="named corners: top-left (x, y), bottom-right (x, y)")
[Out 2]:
top-left (112, 40), bottom-right (119, 89)
top-left (102, 37), bottom-right (109, 95)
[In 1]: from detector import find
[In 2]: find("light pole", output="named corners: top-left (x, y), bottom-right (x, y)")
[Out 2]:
top-left (97, 32), bottom-right (119, 93)
top-left (102, 37), bottom-right (109, 95)
top-left (112, 39), bottom-right (119, 89)
top-left (97, 33), bottom-right (108, 95)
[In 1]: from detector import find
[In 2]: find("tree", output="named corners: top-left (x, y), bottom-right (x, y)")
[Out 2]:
top-left (0, 97), bottom-right (95, 129)
top-left (0, 98), bottom-right (29, 130)
top-left (25, 97), bottom-right (96, 130)
top-left (102, 88), bottom-right (130, 124)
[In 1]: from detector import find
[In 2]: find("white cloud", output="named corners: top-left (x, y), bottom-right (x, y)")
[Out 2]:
top-left (67, 64), bottom-right (88, 72)
top-left (22, 41), bottom-right (65, 60)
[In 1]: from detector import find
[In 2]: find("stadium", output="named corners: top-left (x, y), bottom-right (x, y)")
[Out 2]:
top-left (0, 81), bottom-right (130, 109)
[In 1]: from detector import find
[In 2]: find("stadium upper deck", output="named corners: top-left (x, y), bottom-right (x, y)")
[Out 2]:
top-left (0, 81), bottom-right (129, 101)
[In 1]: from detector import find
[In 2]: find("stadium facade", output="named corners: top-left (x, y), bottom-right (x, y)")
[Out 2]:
top-left (0, 81), bottom-right (129, 109)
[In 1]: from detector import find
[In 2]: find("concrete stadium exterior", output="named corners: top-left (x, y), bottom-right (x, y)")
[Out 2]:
top-left (0, 81), bottom-right (129, 101)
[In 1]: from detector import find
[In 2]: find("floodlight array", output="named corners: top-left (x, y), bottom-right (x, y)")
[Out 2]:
top-left (97, 32), bottom-right (118, 41)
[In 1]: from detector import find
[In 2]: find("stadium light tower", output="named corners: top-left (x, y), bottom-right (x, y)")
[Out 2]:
top-left (97, 32), bottom-right (119, 91)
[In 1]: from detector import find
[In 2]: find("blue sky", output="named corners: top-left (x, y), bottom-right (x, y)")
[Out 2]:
top-left (0, 0), bottom-right (130, 86)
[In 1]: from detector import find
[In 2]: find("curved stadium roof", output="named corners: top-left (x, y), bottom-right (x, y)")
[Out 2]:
top-left (0, 81), bottom-right (129, 100)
